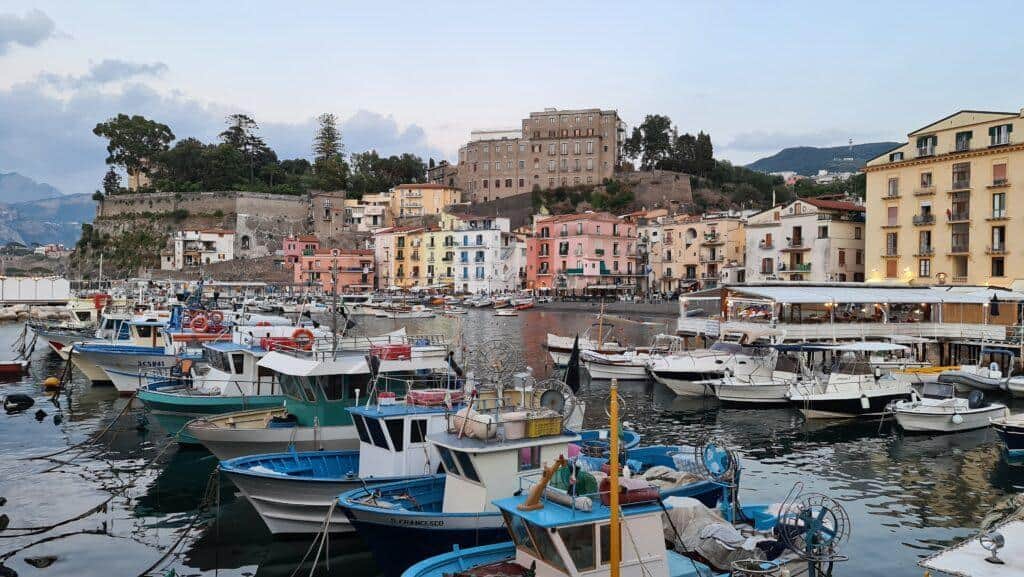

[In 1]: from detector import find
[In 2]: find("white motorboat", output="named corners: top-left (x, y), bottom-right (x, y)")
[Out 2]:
top-left (939, 362), bottom-right (1024, 394)
top-left (581, 334), bottom-right (684, 381)
top-left (892, 382), bottom-right (1009, 433)
top-left (715, 350), bottom-right (806, 405)
top-left (377, 304), bottom-right (436, 319)
top-left (788, 343), bottom-right (913, 419)
top-left (545, 332), bottom-right (624, 366)
top-left (647, 328), bottom-right (783, 398)
top-left (494, 309), bottom-right (518, 317)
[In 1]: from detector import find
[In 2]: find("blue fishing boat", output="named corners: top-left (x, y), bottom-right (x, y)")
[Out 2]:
top-left (337, 407), bottom-right (726, 576)
top-left (992, 414), bottom-right (1024, 457)
top-left (574, 428), bottom-right (641, 454)
top-left (218, 399), bottom-right (460, 534)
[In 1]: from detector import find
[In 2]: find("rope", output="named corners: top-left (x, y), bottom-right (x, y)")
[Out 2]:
top-left (23, 391), bottom-right (139, 461)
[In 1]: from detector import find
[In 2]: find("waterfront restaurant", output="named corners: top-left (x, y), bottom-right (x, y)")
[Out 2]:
top-left (677, 282), bottom-right (1024, 368)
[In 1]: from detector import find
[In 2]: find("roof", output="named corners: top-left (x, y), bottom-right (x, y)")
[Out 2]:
top-left (348, 403), bottom-right (461, 419)
top-left (537, 212), bottom-right (619, 224)
top-left (394, 183), bottom-right (460, 190)
top-left (312, 249), bottom-right (374, 256)
top-left (293, 235), bottom-right (319, 243)
top-left (492, 493), bottom-right (665, 529)
top-left (373, 226), bottom-right (423, 235)
top-left (726, 284), bottom-right (1024, 304)
top-left (909, 109), bottom-right (1017, 136)
top-left (800, 198), bottom-right (865, 212)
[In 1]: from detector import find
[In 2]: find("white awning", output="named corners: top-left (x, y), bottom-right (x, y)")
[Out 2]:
top-left (727, 285), bottom-right (1024, 305)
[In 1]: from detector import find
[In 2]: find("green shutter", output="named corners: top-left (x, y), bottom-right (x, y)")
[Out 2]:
top-left (989, 127), bottom-right (996, 138)
top-left (1008, 124), bottom-right (1014, 133)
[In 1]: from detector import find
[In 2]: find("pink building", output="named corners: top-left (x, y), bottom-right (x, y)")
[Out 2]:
top-left (525, 212), bottom-right (638, 293)
top-left (284, 235), bottom-right (320, 265)
top-left (294, 249), bottom-right (376, 294)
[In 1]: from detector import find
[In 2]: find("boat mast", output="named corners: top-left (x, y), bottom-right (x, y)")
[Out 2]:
top-left (609, 377), bottom-right (621, 577)
top-left (331, 260), bottom-right (338, 355)
top-left (597, 299), bottom-right (606, 348)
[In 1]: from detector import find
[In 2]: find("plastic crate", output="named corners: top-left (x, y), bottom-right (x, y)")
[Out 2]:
top-left (525, 415), bottom-right (562, 438)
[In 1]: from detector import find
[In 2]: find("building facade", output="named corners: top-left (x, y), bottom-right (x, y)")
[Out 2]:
top-left (161, 229), bottom-right (235, 270)
top-left (525, 212), bottom-right (638, 292)
top-left (283, 235), bottom-right (320, 265)
top-left (745, 198), bottom-right (866, 283)
top-left (293, 248), bottom-right (375, 294)
top-left (865, 109), bottom-right (1024, 286)
top-left (456, 108), bottom-right (624, 201)
top-left (391, 184), bottom-right (461, 220)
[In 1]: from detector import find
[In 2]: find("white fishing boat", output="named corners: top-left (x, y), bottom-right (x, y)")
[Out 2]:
top-left (715, 349), bottom-right (807, 405)
top-left (891, 382), bottom-right (1009, 433)
top-left (788, 342), bottom-right (913, 419)
top-left (647, 328), bottom-right (783, 398)
top-left (581, 334), bottom-right (684, 381)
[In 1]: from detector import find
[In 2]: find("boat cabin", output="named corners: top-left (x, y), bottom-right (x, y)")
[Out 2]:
top-left (348, 404), bottom-right (457, 479)
top-left (258, 350), bottom-right (373, 427)
top-left (431, 430), bottom-right (580, 514)
top-left (199, 341), bottom-right (279, 396)
top-left (491, 493), bottom-right (688, 577)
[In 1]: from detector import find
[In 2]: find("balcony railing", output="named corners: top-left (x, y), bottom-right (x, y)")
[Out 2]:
top-left (989, 210), bottom-right (1008, 220)
top-left (885, 190), bottom-right (901, 199)
top-left (595, 249), bottom-right (605, 256)
top-left (884, 247), bottom-right (899, 257)
top-left (915, 247), bottom-right (934, 256)
top-left (565, 268), bottom-right (584, 275)
top-left (759, 240), bottom-right (774, 249)
top-left (914, 187), bottom-right (936, 196)
top-left (950, 180), bottom-right (971, 191)
top-left (786, 239), bottom-right (804, 248)
top-left (913, 214), bottom-right (935, 225)
top-left (987, 244), bottom-right (1008, 254)
top-left (950, 244), bottom-right (970, 254)
top-left (947, 212), bottom-right (970, 223)
top-left (917, 145), bottom-right (935, 157)
top-left (991, 179), bottom-right (1010, 188)
top-left (991, 135), bottom-right (1012, 147)
top-left (952, 275), bottom-right (968, 284)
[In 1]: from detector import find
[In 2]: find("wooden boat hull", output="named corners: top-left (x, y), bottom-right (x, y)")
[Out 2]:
top-left (186, 407), bottom-right (358, 460)
top-left (137, 388), bottom-right (286, 444)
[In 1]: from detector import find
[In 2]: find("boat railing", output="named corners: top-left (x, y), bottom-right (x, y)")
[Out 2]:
top-left (516, 471), bottom-right (662, 514)
top-left (270, 333), bottom-right (451, 359)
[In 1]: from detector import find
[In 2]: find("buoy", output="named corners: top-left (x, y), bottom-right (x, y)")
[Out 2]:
top-left (43, 376), bottom-right (60, 390)
top-left (860, 394), bottom-right (871, 410)
top-left (3, 394), bottom-right (34, 413)
top-left (952, 413), bottom-right (964, 425)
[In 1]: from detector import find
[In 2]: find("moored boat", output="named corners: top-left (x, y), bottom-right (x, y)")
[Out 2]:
top-left (992, 414), bottom-right (1024, 457)
top-left (892, 382), bottom-right (1008, 433)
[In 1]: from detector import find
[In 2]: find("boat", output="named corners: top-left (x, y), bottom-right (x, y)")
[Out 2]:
top-left (788, 342), bottom-right (913, 419)
top-left (186, 334), bottom-right (453, 459)
top-left (379, 304), bottom-right (436, 319)
top-left (893, 365), bottom-right (959, 386)
top-left (337, 409), bottom-right (727, 576)
top-left (545, 333), bottom-right (625, 366)
top-left (492, 297), bottom-right (512, 309)
top-left (0, 360), bottom-right (29, 376)
top-left (441, 306), bottom-right (467, 315)
top-left (574, 428), bottom-right (642, 453)
top-left (581, 334), bottom-right (684, 381)
top-left (919, 508), bottom-right (1024, 577)
top-left (992, 414), bottom-right (1024, 457)
top-left (32, 309), bottom-right (133, 360)
top-left (511, 297), bottom-right (534, 310)
top-left (219, 399), bottom-right (459, 534)
top-left (469, 297), bottom-right (493, 308)
top-left (647, 328), bottom-right (784, 398)
top-left (135, 324), bottom-right (330, 443)
top-left (892, 383), bottom-right (1009, 433)
top-left (714, 348), bottom-right (807, 405)
top-left (939, 361), bottom-right (1024, 394)
top-left (494, 309), bottom-right (518, 317)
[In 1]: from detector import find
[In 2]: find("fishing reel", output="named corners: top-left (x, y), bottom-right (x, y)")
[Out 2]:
top-left (777, 483), bottom-right (850, 577)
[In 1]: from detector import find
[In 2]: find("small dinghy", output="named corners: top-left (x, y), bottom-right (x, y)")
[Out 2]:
top-left (0, 360), bottom-right (29, 376)
top-left (939, 361), bottom-right (1024, 394)
top-left (892, 383), bottom-right (1009, 433)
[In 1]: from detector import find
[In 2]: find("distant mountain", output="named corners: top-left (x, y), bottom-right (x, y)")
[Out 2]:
top-left (746, 142), bottom-right (900, 176)
top-left (0, 194), bottom-right (95, 246)
top-left (0, 172), bottom-right (63, 204)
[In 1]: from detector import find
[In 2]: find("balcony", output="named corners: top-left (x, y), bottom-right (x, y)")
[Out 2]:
top-left (952, 275), bottom-right (969, 284)
top-left (947, 212), bottom-right (970, 223)
top-left (989, 179), bottom-right (1010, 189)
top-left (881, 221), bottom-right (901, 229)
top-left (915, 247), bottom-right (934, 256)
top-left (781, 239), bottom-right (809, 251)
top-left (883, 248), bottom-right (899, 257)
top-left (949, 180), bottom-right (971, 192)
top-left (949, 244), bottom-right (970, 255)
top-left (988, 210), bottom-right (1009, 221)
top-left (778, 262), bottom-right (812, 272)
top-left (565, 267), bottom-right (584, 275)
top-left (537, 268), bottom-right (552, 276)
top-left (884, 191), bottom-right (901, 199)
top-left (912, 214), bottom-right (935, 226)
top-left (595, 248), bottom-right (605, 256)
top-left (702, 234), bottom-right (724, 245)
top-left (987, 244), bottom-right (1008, 255)
top-left (758, 240), bottom-right (774, 249)
top-left (990, 135), bottom-right (1013, 147)
top-left (917, 145), bottom-right (935, 157)
top-left (914, 187), bottom-right (936, 196)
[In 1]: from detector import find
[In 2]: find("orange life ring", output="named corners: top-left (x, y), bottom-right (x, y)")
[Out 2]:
top-left (292, 328), bottom-right (315, 351)
top-left (93, 293), bottom-right (110, 310)
top-left (190, 314), bottom-right (208, 332)
top-left (209, 311), bottom-right (225, 324)
top-left (256, 321), bottom-right (272, 327)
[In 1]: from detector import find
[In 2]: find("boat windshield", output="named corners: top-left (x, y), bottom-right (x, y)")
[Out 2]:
top-left (833, 353), bottom-right (873, 375)
top-left (709, 342), bottom-right (770, 357)
top-left (775, 354), bottom-right (801, 373)
top-left (922, 382), bottom-right (955, 400)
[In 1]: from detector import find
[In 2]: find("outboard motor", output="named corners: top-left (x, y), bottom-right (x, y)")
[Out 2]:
top-left (968, 389), bottom-right (988, 409)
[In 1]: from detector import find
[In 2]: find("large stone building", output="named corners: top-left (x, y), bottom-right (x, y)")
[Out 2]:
top-left (456, 108), bottom-right (625, 201)
top-left (745, 198), bottom-right (866, 283)
top-left (864, 109), bottom-right (1023, 286)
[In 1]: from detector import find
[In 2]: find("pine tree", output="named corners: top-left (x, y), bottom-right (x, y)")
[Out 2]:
top-left (102, 168), bottom-right (121, 195)
top-left (313, 113), bottom-right (344, 164)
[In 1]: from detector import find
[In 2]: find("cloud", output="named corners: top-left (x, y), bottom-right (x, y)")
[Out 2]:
top-left (38, 59), bottom-right (169, 89)
top-left (0, 72), bottom-right (440, 195)
top-left (0, 9), bottom-right (56, 55)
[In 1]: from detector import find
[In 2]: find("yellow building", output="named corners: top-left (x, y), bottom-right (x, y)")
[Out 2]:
top-left (865, 109), bottom-right (1023, 286)
top-left (390, 184), bottom-right (461, 220)
top-left (655, 212), bottom-right (746, 291)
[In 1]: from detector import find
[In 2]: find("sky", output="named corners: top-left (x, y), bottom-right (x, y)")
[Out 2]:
top-left (1, 0), bottom-right (1023, 195)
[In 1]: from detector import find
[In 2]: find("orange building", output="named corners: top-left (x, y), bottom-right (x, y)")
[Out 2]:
top-left (293, 248), bottom-right (376, 294)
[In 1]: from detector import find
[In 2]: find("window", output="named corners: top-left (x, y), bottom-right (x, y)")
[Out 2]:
top-left (495, 161), bottom-right (500, 171)
top-left (519, 160), bottom-right (525, 169)
top-left (887, 206), bottom-right (898, 226)
top-left (504, 512), bottom-right (537, 556)
top-left (856, 250), bottom-right (863, 265)
top-left (993, 257), bottom-right (1006, 277)
top-left (560, 158), bottom-right (567, 170)
top-left (518, 446), bottom-right (541, 471)
top-left (600, 524), bottom-right (616, 565)
top-left (889, 151), bottom-right (904, 162)
top-left (519, 178), bottom-right (525, 187)
top-left (453, 450), bottom-right (479, 482)
top-left (818, 225), bottom-right (828, 238)
top-left (574, 141), bottom-right (581, 154)
top-left (385, 419), bottom-right (404, 451)
top-left (505, 178), bottom-right (513, 188)
top-left (364, 417), bottom-right (389, 449)
top-left (548, 160), bottom-right (555, 172)
top-left (560, 142), bottom-right (568, 155)
top-left (993, 225), bottom-right (1006, 251)
top-left (917, 135), bottom-right (937, 156)
top-left (993, 163), bottom-right (1008, 185)
top-left (886, 232), bottom-right (898, 256)
top-left (854, 227), bottom-right (862, 240)
top-left (993, 192), bottom-right (1006, 217)
top-left (528, 521), bottom-right (567, 572)
top-left (353, 414), bottom-right (370, 443)
top-left (409, 422), bottom-right (425, 444)
top-left (231, 353), bottom-right (245, 374)
top-left (838, 249), bottom-right (846, 267)
top-left (919, 258), bottom-right (931, 277)
top-left (887, 177), bottom-right (899, 197)
top-left (955, 130), bottom-right (972, 152)
top-left (559, 525), bottom-right (597, 571)
top-left (990, 123), bottom-right (1012, 146)
top-left (952, 162), bottom-right (971, 189)
top-left (920, 172), bottom-right (932, 188)
top-left (548, 143), bottom-right (556, 155)
top-left (437, 446), bottom-right (458, 474)
top-left (586, 158), bottom-right (594, 171)
top-left (886, 258), bottom-right (898, 278)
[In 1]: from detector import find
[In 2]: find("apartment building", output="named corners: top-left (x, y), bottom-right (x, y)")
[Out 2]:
top-left (745, 198), bottom-right (866, 282)
top-left (391, 183), bottom-right (461, 220)
top-left (283, 235), bottom-right (320, 265)
top-left (293, 248), bottom-right (375, 294)
top-left (161, 229), bottom-right (235, 270)
top-left (653, 213), bottom-right (746, 291)
top-left (343, 193), bottom-right (391, 232)
top-left (865, 109), bottom-right (1023, 286)
top-left (457, 108), bottom-right (625, 201)
top-left (444, 214), bottom-right (521, 294)
top-left (525, 212), bottom-right (638, 292)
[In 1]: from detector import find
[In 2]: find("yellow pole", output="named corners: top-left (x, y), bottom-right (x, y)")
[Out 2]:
top-left (609, 378), bottom-right (621, 577)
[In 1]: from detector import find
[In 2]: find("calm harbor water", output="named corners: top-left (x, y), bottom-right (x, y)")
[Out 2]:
top-left (1, 309), bottom-right (1023, 577)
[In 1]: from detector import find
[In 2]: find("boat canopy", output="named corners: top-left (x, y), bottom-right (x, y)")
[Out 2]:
top-left (826, 342), bottom-right (909, 352)
top-left (727, 284), bottom-right (1024, 305)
